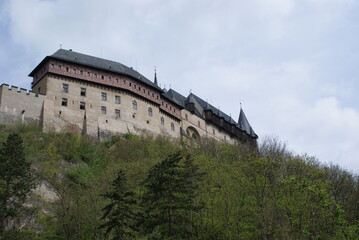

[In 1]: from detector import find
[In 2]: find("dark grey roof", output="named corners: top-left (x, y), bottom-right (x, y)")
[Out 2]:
top-left (162, 89), bottom-right (187, 107)
top-left (30, 49), bottom-right (162, 91)
top-left (238, 108), bottom-right (257, 138)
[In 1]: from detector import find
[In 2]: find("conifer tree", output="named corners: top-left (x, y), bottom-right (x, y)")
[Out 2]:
top-left (100, 170), bottom-right (137, 240)
top-left (0, 133), bottom-right (36, 237)
top-left (141, 151), bottom-right (203, 239)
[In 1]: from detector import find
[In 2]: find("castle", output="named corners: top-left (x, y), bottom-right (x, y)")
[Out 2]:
top-left (0, 49), bottom-right (257, 146)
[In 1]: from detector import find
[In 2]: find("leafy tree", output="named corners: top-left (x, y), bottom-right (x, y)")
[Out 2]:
top-left (100, 170), bottom-right (137, 240)
top-left (0, 133), bottom-right (36, 238)
top-left (141, 151), bottom-right (203, 239)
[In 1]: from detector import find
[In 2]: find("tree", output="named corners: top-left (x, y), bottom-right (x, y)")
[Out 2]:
top-left (100, 170), bottom-right (137, 240)
top-left (0, 133), bottom-right (36, 237)
top-left (141, 151), bottom-right (203, 239)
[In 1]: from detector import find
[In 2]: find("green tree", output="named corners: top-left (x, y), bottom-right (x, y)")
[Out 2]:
top-left (0, 133), bottom-right (36, 238)
top-left (100, 170), bottom-right (137, 240)
top-left (141, 151), bottom-right (203, 239)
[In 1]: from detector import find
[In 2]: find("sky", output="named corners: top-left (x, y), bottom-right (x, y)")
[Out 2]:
top-left (1, 0), bottom-right (359, 173)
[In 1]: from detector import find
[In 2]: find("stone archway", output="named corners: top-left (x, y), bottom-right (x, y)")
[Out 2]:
top-left (186, 126), bottom-right (200, 141)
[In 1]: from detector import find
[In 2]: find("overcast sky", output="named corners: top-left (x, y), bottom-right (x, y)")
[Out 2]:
top-left (1, 0), bottom-right (359, 173)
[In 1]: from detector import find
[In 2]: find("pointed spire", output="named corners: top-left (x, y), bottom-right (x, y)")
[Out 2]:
top-left (154, 66), bottom-right (158, 85)
top-left (238, 106), bottom-right (257, 137)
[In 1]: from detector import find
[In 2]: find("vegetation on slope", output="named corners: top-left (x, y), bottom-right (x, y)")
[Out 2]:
top-left (0, 124), bottom-right (358, 240)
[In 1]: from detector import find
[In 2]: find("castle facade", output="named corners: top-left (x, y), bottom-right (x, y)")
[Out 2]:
top-left (0, 49), bottom-right (257, 145)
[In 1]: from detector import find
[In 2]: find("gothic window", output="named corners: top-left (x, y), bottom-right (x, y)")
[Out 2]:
top-left (115, 95), bottom-right (121, 104)
top-left (80, 102), bottom-right (85, 110)
top-left (171, 122), bottom-right (175, 131)
top-left (101, 106), bottom-right (106, 114)
top-left (160, 117), bottom-right (164, 126)
top-left (101, 92), bottom-right (107, 101)
top-left (148, 107), bottom-right (153, 117)
top-left (132, 100), bottom-right (137, 110)
top-left (61, 98), bottom-right (68, 107)
top-left (62, 83), bottom-right (68, 93)
top-left (115, 109), bottom-right (120, 118)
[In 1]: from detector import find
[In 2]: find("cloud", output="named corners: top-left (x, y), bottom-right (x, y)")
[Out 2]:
top-left (1, 0), bottom-right (359, 173)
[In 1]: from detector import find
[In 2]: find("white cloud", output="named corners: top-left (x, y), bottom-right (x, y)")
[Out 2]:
top-left (1, 0), bottom-right (359, 173)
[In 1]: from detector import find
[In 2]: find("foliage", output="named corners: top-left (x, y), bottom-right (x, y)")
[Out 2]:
top-left (0, 125), bottom-right (357, 240)
top-left (0, 133), bottom-right (36, 239)
top-left (141, 151), bottom-right (203, 239)
top-left (100, 170), bottom-right (137, 240)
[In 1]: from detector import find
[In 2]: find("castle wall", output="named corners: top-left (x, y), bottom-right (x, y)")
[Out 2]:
top-left (32, 60), bottom-right (181, 120)
top-left (0, 84), bottom-right (44, 125)
top-left (39, 76), bottom-right (180, 139)
top-left (181, 109), bottom-right (238, 144)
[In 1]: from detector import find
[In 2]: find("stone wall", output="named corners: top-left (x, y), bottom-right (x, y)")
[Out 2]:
top-left (0, 84), bottom-right (44, 125)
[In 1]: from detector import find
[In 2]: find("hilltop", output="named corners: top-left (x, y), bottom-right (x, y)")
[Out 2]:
top-left (0, 123), bottom-right (358, 240)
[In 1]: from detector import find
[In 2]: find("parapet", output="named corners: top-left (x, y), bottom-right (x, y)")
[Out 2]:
top-left (0, 83), bottom-right (43, 97)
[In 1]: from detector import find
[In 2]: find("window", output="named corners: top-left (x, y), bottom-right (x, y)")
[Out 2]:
top-left (160, 117), bottom-right (164, 126)
top-left (51, 64), bottom-right (54, 68)
top-left (185, 114), bottom-right (188, 120)
top-left (148, 107), bottom-right (153, 117)
top-left (38, 87), bottom-right (41, 93)
top-left (62, 83), bottom-right (68, 93)
top-left (80, 88), bottom-right (86, 96)
top-left (115, 109), bottom-right (120, 118)
top-left (115, 79), bottom-right (118, 83)
top-left (101, 106), bottom-right (106, 114)
top-left (66, 67), bottom-right (69, 72)
top-left (80, 102), bottom-right (85, 110)
top-left (61, 98), bottom-right (68, 106)
top-left (94, 73), bottom-right (97, 78)
top-left (198, 121), bottom-right (201, 127)
top-left (115, 95), bottom-right (121, 104)
top-left (171, 122), bottom-right (175, 131)
top-left (101, 92), bottom-right (107, 101)
top-left (109, 77), bottom-right (111, 81)
top-left (224, 136), bottom-right (226, 141)
top-left (101, 75), bottom-right (104, 80)
top-left (59, 65), bottom-right (62, 70)
top-left (80, 70), bottom-right (83, 75)
top-left (132, 100), bottom-right (137, 110)
top-left (73, 68), bottom-right (76, 73)
top-left (213, 129), bottom-right (215, 135)
top-left (87, 72), bottom-right (90, 76)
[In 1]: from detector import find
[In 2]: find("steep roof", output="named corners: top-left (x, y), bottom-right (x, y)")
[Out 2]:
top-left (29, 49), bottom-right (162, 91)
top-left (238, 108), bottom-right (257, 138)
top-left (165, 89), bottom-right (257, 138)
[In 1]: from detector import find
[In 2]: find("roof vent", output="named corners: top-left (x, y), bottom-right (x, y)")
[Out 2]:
top-left (69, 49), bottom-right (72, 51)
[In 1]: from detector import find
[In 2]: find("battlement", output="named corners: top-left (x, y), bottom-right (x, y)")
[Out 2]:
top-left (0, 83), bottom-right (43, 98)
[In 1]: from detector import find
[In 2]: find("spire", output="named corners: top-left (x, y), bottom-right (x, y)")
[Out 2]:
top-left (238, 106), bottom-right (257, 138)
top-left (154, 66), bottom-right (158, 85)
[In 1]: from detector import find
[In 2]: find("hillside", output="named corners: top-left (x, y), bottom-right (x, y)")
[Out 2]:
top-left (0, 124), bottom-right (358, 240)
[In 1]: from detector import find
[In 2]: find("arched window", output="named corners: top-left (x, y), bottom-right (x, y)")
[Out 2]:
top-left (132, 100), bottom-right (137, 110)
top-left (148, 107), bottom-right (153, 117)
top-left (171, 122), bottom-right (175, 131)
top-left (160, 117), bottom-right (164, 125)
